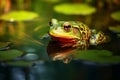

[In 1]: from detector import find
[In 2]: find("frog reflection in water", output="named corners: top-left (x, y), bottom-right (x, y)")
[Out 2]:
top-left (48, 19), bottom-right (108, 63)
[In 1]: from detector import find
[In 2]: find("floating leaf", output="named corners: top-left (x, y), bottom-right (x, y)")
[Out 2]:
top-left (6, 61), bottom-right (33, 67)
top-left (0, 49), bottom-right (23, 61)
top-left (0, 11), bottom-right (39, 21)
top-left (6, 60), bottom-right (45, 67)
top-left (75, 50), bottom-right (120, 64)
top-left (111, 11), bottom-right (120, 21)
top-left (54, 3), bottom-right (96, 15)
top-left (44, 0), bottom-right (60, 3)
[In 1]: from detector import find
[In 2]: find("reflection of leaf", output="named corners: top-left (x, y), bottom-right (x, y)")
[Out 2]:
top-left (109, 25), bottom-right (120, 33)
top-left (109, 25), bottom-right (120, 37)
top-left (0, 42), bottom-right (10, 48)
top-left (54, 3), bottom-right (96, 15)
top-left (111, 11), bottom-right (120, 21)
top-left (0, 50), bottom-right (23, 61)
top-left (0, 11), bottom-right (39, 21)
top-left (75, 50), bottom-right (120, 64)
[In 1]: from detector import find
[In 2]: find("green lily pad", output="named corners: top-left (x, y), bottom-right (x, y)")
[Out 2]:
top-left (75, 50), bottom-right (120, 64)
top-left (6, 60), bottom-right (45, 67)
top-left (111, 11), bottom-right (120, 21)
top-left (6, 61), bottom-right (34, 67)
top-left (44, 0), bottom-right (60, 3)
top-left (54, 3), bottom-right (96, 15)
top-left (0, 49), bottom-right (23, 61)
top-left (0, 10), bottom-right (39, 21)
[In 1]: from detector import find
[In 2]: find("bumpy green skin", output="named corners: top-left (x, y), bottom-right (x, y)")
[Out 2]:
top-left (49, 19), bottom-right (107, 49)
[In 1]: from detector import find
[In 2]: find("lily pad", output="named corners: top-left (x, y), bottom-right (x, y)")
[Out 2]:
top-left (44, 0), bottom-right (60, 3)
top-left (111, 11), bottom-right (120, 21)
top-left (75, 50), bottom-right (120, 64)
top-left (6, 60), bottom-right (45, 67)
top-left (0, 11), bottom-right (39, 22)
top-left (0, 49), bottom-right (23, 61)
top-left (6, 61), bottom-right (33, 67)
top-left (54, 3), bottom-right (96, 15)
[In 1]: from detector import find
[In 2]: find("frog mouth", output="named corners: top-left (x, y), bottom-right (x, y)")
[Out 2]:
top-left (49, 30), bottom-right (78, 43)
top-left (49, 31), bottom-right (79, 39)
top-left (50, 35), bottom-right (77, 43)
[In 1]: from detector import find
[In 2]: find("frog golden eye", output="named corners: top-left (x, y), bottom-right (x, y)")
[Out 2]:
top-left (63, 22), bottom-right (71, 32)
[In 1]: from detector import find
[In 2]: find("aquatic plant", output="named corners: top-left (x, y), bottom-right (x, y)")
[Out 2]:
top-left (54, 3), bottom-right (96, 15)
top-left (111, 11), bottom-right (120, 21)
top-left (0, 49), bottom-right (23, 61)
top-left (0, 10), bottom-right (39, 21)
top-left (75, 50), bottom-right (120, 64)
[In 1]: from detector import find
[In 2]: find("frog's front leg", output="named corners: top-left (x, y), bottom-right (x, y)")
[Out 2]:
top-left (89, 30), bottom-right (107, 45)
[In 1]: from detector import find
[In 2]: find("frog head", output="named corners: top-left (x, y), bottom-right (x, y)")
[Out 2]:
top-left (49, 19), bottom-right (91, 46)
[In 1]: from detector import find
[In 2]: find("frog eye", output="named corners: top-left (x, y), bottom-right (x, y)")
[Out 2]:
top-left (63, 22), bottom-right (71, 32)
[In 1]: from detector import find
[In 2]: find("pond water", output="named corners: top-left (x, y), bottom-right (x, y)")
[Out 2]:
top-left (0, 0), bottom-right (120, 80)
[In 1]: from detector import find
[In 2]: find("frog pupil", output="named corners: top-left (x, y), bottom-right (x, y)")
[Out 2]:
top-left (64, 25), bottom-right (71, 28)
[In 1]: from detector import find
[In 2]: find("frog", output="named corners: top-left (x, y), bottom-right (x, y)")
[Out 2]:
top-left (48, 19), bottom-right (108, 63)
top-left (49, 18), bottom-right (107, 49)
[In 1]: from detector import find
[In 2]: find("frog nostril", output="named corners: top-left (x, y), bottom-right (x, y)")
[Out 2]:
top-left (49, 21), bottom-right (52, 26)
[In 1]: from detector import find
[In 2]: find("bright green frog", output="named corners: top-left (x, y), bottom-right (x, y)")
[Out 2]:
top-left (49, 19), bottom-right (107, 49)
